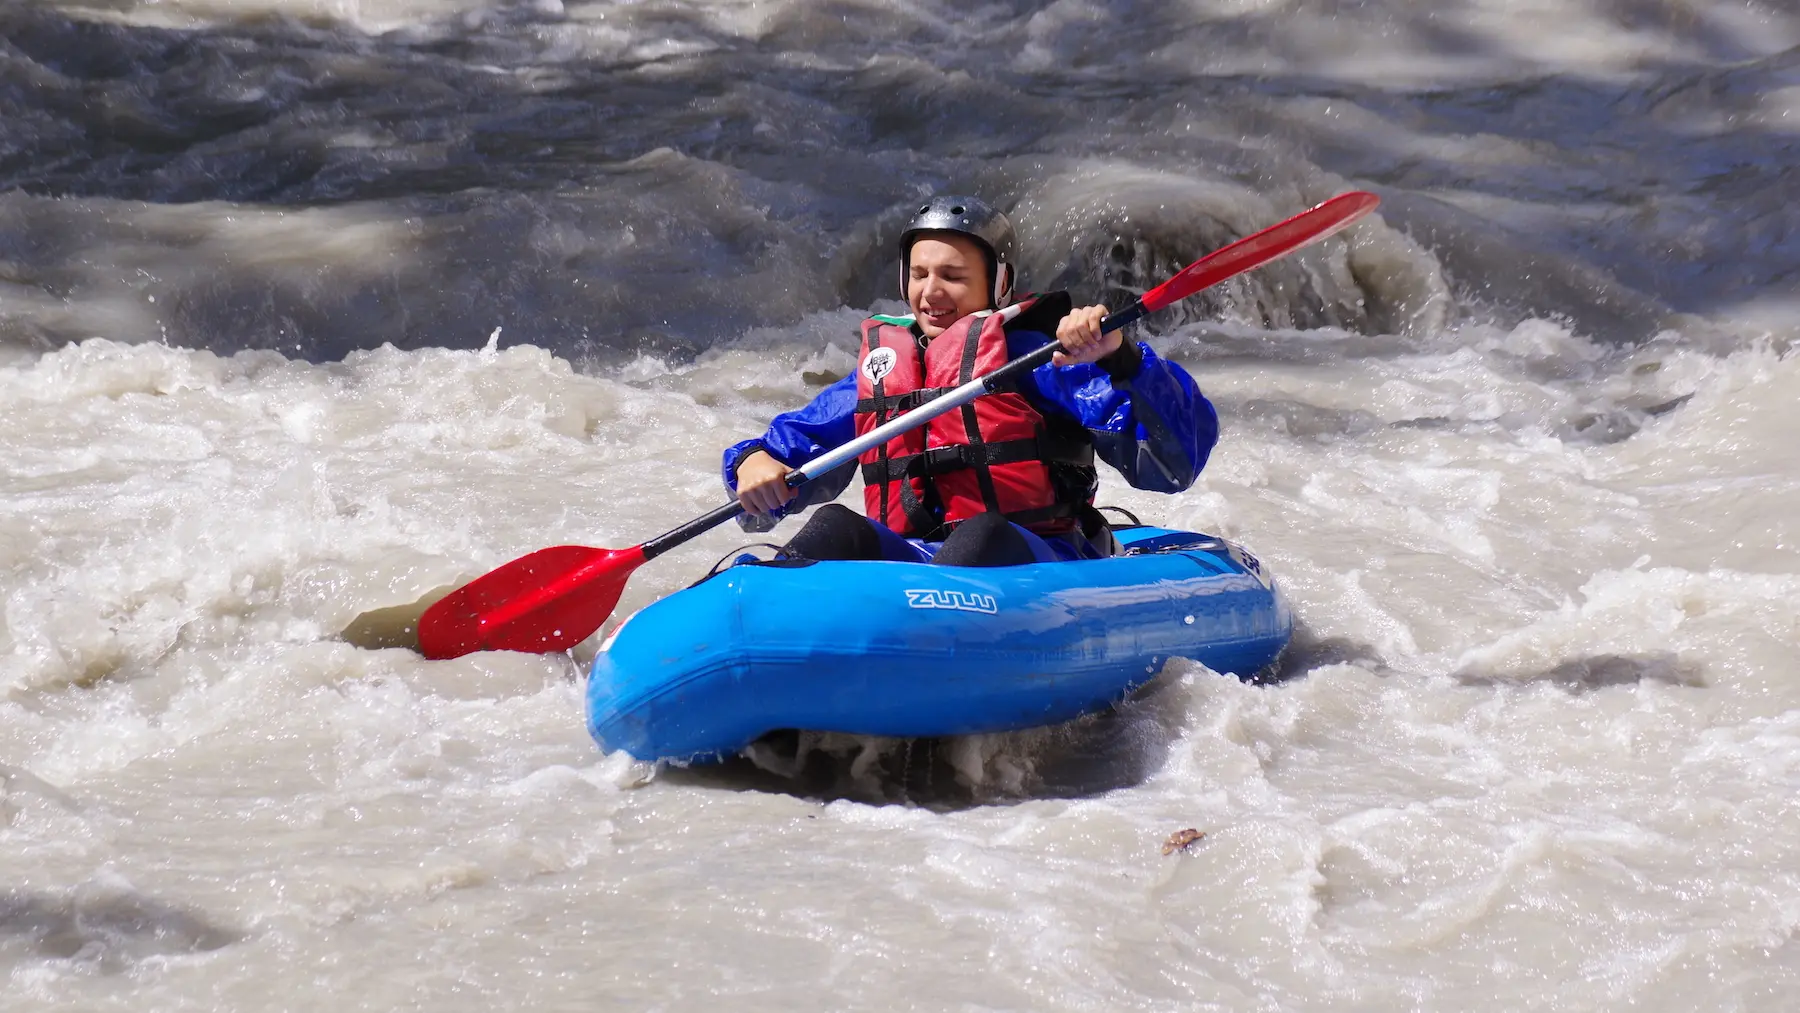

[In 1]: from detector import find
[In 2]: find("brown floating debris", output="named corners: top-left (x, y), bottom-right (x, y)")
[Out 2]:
top-left (1161, 828), bottom-right (1205, 855)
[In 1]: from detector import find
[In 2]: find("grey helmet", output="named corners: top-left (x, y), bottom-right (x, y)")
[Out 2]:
top-left (898, 196), bottom-right (1018, 309)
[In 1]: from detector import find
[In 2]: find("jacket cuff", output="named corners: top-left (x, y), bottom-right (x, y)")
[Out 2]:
top-left (722, 439), bottom-right (767, 492)
top-left (1097, 339), bottom-right (1144, 381)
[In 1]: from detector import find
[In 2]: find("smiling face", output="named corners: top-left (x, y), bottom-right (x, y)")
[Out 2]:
top-left (905, 234), bottom-right (992, 338)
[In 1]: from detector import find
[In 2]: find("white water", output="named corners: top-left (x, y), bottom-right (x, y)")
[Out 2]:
top-left (3, 0), bottom-right (1800, 1009)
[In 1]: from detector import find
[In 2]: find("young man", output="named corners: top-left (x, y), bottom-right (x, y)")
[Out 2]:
top-left (723, 195), bottom-right (1218, 566)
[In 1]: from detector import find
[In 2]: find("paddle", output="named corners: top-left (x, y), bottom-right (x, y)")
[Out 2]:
top-left (417, 190), bottom-right (1380, 660)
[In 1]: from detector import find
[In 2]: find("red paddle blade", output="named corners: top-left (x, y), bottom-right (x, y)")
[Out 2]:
top-left (417, 544), bottom-right (649, 660)
top-left (1141, 191), bottom-right (1380, 313)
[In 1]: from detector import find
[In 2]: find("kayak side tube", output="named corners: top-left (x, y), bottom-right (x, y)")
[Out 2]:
top-left (587, 528), bottom-right (1291, 763)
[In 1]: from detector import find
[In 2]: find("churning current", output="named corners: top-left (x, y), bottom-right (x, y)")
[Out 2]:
top-left (2, 0), bottom-right (1799, 1009)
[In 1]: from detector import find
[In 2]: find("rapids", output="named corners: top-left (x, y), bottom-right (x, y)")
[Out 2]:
top-left (2, 0), bottom-right (1798, 1008)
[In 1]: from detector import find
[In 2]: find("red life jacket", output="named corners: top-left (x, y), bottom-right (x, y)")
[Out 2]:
top-left (853, 298), bottom-right (1093, 539)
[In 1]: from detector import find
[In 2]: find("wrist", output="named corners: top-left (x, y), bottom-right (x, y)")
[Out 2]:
top-left (735, 444), bottom-right (767, 470)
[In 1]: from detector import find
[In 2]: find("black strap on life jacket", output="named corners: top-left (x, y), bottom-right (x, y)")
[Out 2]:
top-left (865, 354), bottom-right (942, 538)
top-left (869, 371), bottom-right (893, 530)
top-left (854, 386), bottom-right (959, 415)
top-left (953, 315), bottom-right (1007, 513)
top-left (892, 463), bottom-right (939, 537)
top-left (858, 431), bottom-right (1094, 485)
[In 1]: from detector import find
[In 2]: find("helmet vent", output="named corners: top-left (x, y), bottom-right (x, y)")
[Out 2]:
top-left (950, 205), bottom-right (966, 215)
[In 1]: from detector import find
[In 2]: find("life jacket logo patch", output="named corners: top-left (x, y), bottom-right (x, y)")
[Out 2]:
top-left (904, 588), bottom-right (998, 614)
top-left (861, 347), bottom-right (898, 383)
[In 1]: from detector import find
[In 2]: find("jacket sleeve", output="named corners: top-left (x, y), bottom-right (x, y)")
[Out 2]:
top-left (1007, 329), bottom-right (1218, 493)
top-left (721, 374), bottom-right (861, 532)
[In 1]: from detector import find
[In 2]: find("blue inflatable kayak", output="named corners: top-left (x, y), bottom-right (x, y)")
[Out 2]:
top-left (586, 525), bottom-right (1291, 763)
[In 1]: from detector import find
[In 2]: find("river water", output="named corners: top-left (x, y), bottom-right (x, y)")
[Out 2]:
top-left (3, 0), bottom-right (1799, 1008)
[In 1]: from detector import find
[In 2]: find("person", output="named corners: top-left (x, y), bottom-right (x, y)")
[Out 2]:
top-left (722, 195), bottom-right (1218, 567)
